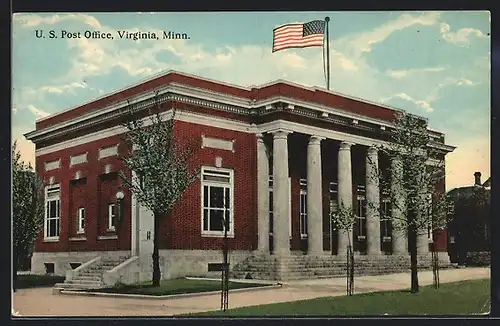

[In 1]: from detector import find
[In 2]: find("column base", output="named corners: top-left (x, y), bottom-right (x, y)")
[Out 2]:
top-left (272, 250), bottom-right (291, 256)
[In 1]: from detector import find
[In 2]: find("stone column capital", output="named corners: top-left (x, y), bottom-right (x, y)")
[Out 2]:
top-left (256, 133), bottom-right (265, 142)
top-left (270, 129), bottom-right (292, 139)
top-left (339, 141), bottom-right (354, 151)
top-left (367, 146), bottom-right (379, 156)
top-left (308, 135), bottom-right (325, 145)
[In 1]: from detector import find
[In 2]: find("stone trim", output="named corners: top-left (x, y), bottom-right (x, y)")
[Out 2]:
top-left (44, 159), bottom-right (61, 171)
top-left (98, 235), bottom-right (118, 240)
top-left (69, 237), bottom-right (87, 241)
top-left (69, 152), bottom-right (88, 166)
top-left (201, 135), bottom-right (235, 152)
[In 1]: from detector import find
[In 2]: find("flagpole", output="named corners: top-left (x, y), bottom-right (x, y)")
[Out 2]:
top-left (325, 16), bottom-right (330, 90)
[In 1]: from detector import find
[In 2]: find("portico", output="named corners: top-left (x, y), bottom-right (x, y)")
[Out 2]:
top-left (256, 124), bottom-right (427, 258)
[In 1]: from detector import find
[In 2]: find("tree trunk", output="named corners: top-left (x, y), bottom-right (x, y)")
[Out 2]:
top-left (409, 224), bottom-right (419, 293)
top-left (152, 213), bottom-right (161, 287)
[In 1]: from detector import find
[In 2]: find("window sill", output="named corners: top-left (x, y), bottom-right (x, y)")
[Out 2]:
top-left (43, 238), bottom-right (59, 243)
top-left (382, 237), bottom-right (392, 242)
top-left (76, 231), bottom-right (85, 235)
top-left (300, 235), bottom-right (308, 239)
top-left (357, 236), bottom-right (366, 240)
top-left (98, 235), bottom-right (118, 240)
top-left (107, 228), bottom-right (116, 232)
top-left (69, 237), bottom-right (87, 242)
top-left (201, 232), bottom-right (235, 238)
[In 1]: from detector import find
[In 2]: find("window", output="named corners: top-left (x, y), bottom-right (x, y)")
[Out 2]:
top-left (299, 179), bottom-right (308, 238)
top-left (77, 207), bottom-right (85, 234)
top-left (44, 185), bottom-right (60, 239)
top-left (381, 199), bottom-right (392, 242)
top-left (44, 262), bottom-right (55, 274)
top-left (108, 204), bottom-right (116, 231)
top-left (201, 167), bottom-right (234, 236)
top-left (329, 182), bottom-right (338, 215)
top-left (69, 262), bottom-right (81, 270)
top-left (356, 185), bottom-right (366, 240)
top-left (268, 176), bottom-right (292, 238)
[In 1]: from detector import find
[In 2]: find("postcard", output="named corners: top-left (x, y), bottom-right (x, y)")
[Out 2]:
top-left (12, 11), bottom-right (491, 317)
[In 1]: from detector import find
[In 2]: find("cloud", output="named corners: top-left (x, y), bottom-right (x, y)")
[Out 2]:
top-left (13, 13), bottom-right (101, 28)
top-left (27, 105), bottom-right (50, 118)
top-left (381, 93), bottom-right (434, 112)
top-left (339, 12), bottom-right (441, 55)
top-left (385, 66), bottom-right (448, 79)
top-left (426, 76), bottom-right (477, 102)
top-left (39, 81), bottom-right (87, 94)
top-left (440, 23), bottom-right (489, 44)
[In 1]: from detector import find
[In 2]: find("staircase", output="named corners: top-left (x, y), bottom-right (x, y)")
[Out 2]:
top-left (232, 253), bottom-right (451, 281)
top-left (54, 255), bottom-right (129, 290)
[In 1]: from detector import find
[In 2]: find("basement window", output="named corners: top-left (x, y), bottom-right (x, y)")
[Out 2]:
top-left (69, 262), bottom-right (81, 270)
top-left (44, 263), bottom-right (55, 275)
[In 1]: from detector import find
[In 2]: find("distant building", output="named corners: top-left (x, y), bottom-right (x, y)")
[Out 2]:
top-left (447, 172), bottom-right (491, 265)
top-left (25, 71), bottom-right (455, 288)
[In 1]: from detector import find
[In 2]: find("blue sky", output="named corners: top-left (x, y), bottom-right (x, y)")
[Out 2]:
top-left (12, 11), bottom-right (490, 190)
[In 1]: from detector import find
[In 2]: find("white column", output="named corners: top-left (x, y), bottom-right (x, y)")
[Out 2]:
top-left (257, 133), bottom-right (270, 253)
top-left (337, 142), bottom-right (354, 255)
top-left (391, 156), bottom-right (408, 255)
top-left (365, 147), bottom-right (381, 255)
top-left (272, 130), bottom-right (291, 255)
top-left (131, 171), bottom-right (140, 256)
top-left (307, 135), bottom-right (324, 255)
top-left (417, 230), bottom-right (430, 254)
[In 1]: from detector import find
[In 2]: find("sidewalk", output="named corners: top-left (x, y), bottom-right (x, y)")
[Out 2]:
top-left (12, 267), bottom-right (490, 317)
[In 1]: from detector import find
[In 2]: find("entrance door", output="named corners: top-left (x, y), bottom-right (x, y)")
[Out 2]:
top-left (139, 204), bottom-right (154, 256)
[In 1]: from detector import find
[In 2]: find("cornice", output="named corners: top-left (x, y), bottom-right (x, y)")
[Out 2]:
top-left (26, 83), bottom-right (453, 154)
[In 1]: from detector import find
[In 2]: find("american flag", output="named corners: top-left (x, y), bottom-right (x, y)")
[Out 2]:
top-left (272, 20), bottom-right (326, 52)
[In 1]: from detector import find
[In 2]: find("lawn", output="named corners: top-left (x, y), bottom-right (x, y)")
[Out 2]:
top-left (88, 278), bottom-right (271, 296)
top-left (190, 278), bottom-right (490, 316)
top-left (15, 274), bottom-right (66, 289)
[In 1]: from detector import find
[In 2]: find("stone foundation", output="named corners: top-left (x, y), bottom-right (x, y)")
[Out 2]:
top-left (31, 250), bottom-right (451, 283)
top-left (231, 251), bottom-right (452, 281)
top-left (31, 251), bottom-right (130, 276)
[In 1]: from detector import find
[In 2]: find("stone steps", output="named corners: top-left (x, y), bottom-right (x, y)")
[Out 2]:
top-left (231, 254), bottom-right (448, 281)
top-left (54, 256), bottom-right (130, 291)
top-left (54, 282), bottom-right (103, 290)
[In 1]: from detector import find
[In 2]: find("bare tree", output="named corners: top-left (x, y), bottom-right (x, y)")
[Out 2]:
top-left (119, 94), bottom-right (200, 286)
top-left (12, 141), bottom-right (44, 291)
top-left (331, 202), bottom-right (357, 295)
top-left (368, 111), bottom-right (453, 293)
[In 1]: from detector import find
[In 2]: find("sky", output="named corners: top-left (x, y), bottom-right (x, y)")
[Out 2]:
top-left (12, 11), bottom-right (490, 191)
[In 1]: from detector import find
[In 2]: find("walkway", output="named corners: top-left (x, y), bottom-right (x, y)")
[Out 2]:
top-left (12, 267), bottom-right (490, 317)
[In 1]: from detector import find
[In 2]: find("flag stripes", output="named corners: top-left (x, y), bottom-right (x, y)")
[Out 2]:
top-left (272, 20), bottom-right (325, 52)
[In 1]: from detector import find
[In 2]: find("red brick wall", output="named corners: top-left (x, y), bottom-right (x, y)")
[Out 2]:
top-left (35, 134), bottom-right (132, 253)
top-left (68, 179), bottom-right (88, 239)
top-left (433, 168), bottom-right (448, 252)
top-left (34, 119), bottom-right (258, 253)
top-left (161, 120), bottom-right (257, 251)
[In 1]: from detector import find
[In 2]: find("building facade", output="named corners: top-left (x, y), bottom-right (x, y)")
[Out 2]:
top-left (25, 71), bottom-right (455, 284)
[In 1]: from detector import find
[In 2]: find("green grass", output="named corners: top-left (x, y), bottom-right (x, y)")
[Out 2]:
top-left (15, 275), bottom-right (66, 289)
top-left (189, 278), bottom-right (490, 316)
top-left (88, 278), bottom-right (271, 296)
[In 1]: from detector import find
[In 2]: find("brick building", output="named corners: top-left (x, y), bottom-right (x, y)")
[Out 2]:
top-left (25, 71), bottom-right (455, 287)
